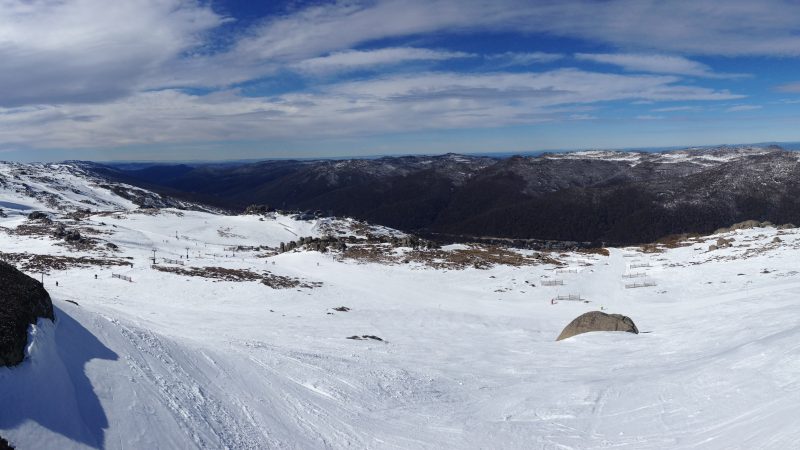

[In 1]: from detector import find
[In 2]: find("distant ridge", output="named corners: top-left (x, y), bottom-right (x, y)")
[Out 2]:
top-left (80, 145), bottom-right (800, 245)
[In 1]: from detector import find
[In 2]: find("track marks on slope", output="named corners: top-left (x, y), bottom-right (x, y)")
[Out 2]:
top-left (112, 320), bottom-right (270, 449)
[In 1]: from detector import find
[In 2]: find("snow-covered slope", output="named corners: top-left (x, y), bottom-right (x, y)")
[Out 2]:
top-left (0, 161), bottom-right (206, 213)
top-left (3, 174), bottom-right (800, 448)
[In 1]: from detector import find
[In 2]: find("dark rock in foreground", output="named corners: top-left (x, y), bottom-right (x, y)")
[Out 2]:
top-left (0, 261), bottom-right (55, 366)
top-left (0, 435), bottom-right (14, 449)
top-left (557, 311), bottom-right (638, 341)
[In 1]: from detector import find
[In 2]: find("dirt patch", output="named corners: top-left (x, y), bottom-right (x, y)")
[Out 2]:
top-left (152, 265), bottom-right (321, 289)
top-left (0, 252), bottom-right (132, 274)
top-left (2, 220), bottom-right (110, 252)
top-left (642, 233), bottom-right (706, 253)
top-left (577, 247), bottom-right (610, 257)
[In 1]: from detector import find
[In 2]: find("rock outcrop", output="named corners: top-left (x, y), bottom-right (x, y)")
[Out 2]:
top-left (26, 211), bottom-right (49, 221)
top-left (0, 261), bottom-right (55, 366)
top-left (713, 220), bottom-right (785, 234)
top-left (556, 311), bottom-right (638, 341)
top-left (0, 435), bottom-right (14, 449)
top-left (243, 204), bottom-right (272, 215)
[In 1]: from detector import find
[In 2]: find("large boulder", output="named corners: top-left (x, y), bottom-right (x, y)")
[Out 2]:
top-left (556, 311), bottom-right (638, 341)
top-left (0, 261), bottom-right (54, 366)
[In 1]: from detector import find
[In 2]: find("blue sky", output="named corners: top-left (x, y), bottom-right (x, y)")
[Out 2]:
top-left (2, 0), bottom-right (800, 161)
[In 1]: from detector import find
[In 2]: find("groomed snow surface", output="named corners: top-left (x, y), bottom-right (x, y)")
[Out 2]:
top-left (2, 207), bottom-right (800, 449)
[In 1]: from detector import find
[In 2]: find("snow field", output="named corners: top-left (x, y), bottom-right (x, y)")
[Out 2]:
top-left (2, 204), bottom-right (800, 449)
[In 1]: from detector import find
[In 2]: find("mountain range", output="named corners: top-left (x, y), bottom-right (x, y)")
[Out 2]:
top-left (80, 145), bottom-right (800, 245)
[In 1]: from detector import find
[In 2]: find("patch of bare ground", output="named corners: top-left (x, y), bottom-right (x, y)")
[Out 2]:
top-left (152, 265), bottom-right (321, 289)
top-left (577, 247), bottom-right (610, 257)
top-left (0, 252), bottom-right (132, 274)
top-left (639, 233), bottom-right (706, 253)
top-left (2, 220), bottom-right (113, 252)
top-left (338, 243), bottom-right (562, 269)
top-left (3, 222), bottom-right (53, 238)
top-left (53, 238), bottom-right (103, 252)
top-left (75, 226), bottom-right (113, 236)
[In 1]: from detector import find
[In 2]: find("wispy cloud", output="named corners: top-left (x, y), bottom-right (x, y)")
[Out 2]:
top-left (775, 82), bottom-right (800, 93)
top-left (226, 0), bottom-right (800, 62)
top-left (292, 48), bottom-right (473, 75)
top-left (574, 53), bottom-right (746, 78)
top-left (0, 69), bottom-right (743, 149)
top-left (487, 52), bottom-right (564, 67)
top-left (652, 106), bottom-right (701, 112)
top-left (725, 105), bottom-right (762, 112)
top-left (636, 115), bottom-right (664, 120)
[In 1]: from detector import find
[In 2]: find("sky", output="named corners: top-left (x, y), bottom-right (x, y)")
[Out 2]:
top-left (2, 0), bottom-right (800, 162)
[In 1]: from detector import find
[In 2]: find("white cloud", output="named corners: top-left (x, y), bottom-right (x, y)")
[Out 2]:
top-left (292, 48), bottom-right (473, 75)
top-left (0, 0), bottom-right (790, 153)
top-left (776, 82), bottom-right (800, 93)
top-left (652, 106), bottom-right (701, 112)
top-left (635, 115), bottom-right (664, 120)
top-left (725, 105), bottom-right (762, 112)
top-left (147, 0), bottom-right (797, 91)
top-left (0, 0), bottom-right (785, 102)
top-left (487, 52), bottom-right (564, 67)
top-left (0, 70), bottom-right (743, 149)
top-left (574, 53), bottom-right (745, 78)
top-left (0, 0), bottom-right (224, 107)
top-left (227, 0), bottom-right (800, 62)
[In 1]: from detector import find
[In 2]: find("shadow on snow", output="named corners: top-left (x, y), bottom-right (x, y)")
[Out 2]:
top-left (0, 305), bottom-right (118, 448)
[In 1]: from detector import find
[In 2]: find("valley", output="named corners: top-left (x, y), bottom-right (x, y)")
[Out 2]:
top-left (87, 145), bottom-right (800, 245)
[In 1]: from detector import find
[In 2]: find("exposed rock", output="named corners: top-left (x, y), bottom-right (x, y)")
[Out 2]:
top-left (52, 223), bottom-right (83, 242)
top-left (64, 229), bottom-right (83, 242)
top-left (708, 244), bottom-right (718, 251)
top-left (65, 208), bottom-right (92, 220)
top-left (715, 220), bottom-right (774, 234)
top-left (556, 311), bottom-right (638, 341)
top-left (777, 223), bottom-right (796, 230)
top-left (347, 335), bottom-right (383, 341)
top-left (0, 435), bottom-right (14, 449)
top-left (243, 204), bottom-right (272, 215)
top-left (0, 261), bottom-right (55, 366)
top-left (773, 236), bottom-right (782, 243)
top-left (716, 237), bottom-right (733, 248)
top-left (26, 211), bottom-right (48, 221)
top-left (105, 242), bottom-right (119, 250)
